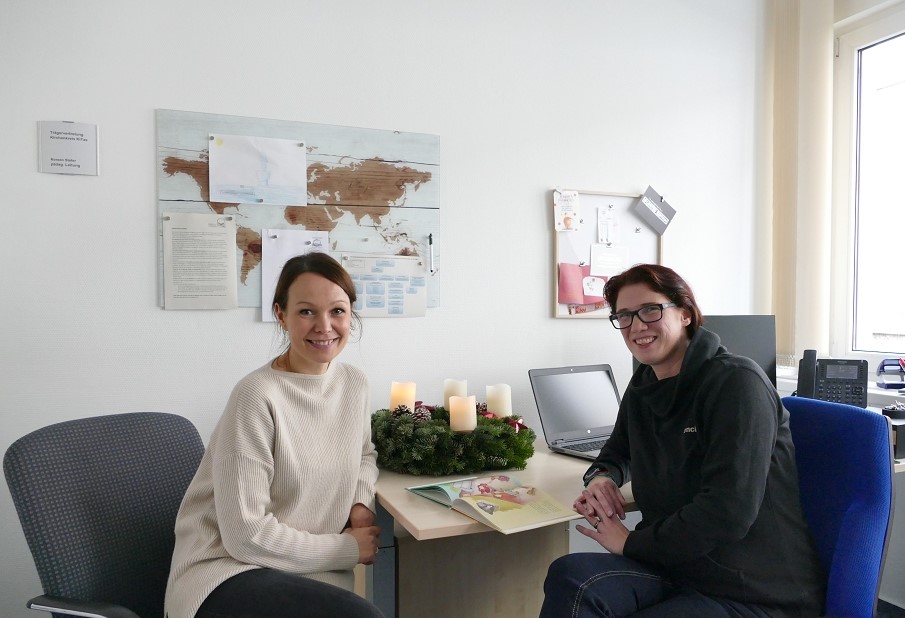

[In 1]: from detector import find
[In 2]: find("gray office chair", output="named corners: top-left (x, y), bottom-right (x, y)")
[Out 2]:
top-left (4, 412), bottom-right (205, 618)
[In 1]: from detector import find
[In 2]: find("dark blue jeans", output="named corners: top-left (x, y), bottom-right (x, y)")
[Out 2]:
top-left (195, 568), bottom-right (385, 618)
top-left (540, 553), bottom-right (772, 618)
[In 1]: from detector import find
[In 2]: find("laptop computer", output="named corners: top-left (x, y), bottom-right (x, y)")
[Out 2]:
top-left (528, 364), bottom-right (622, 461)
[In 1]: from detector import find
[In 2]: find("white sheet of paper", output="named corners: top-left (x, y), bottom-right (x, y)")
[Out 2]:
top-left (582, 276), bottom-right (606, 297)
top-left (209, 133), bottom-right (308, 205)
top-left (598, 205), bottom-right (621, 244)
top-left (340, 253), bottom-right (427, 317)
top-left (162, 212), bottom-right (238, 310)
top-left (261, 229), bottom-right (330, 321)
top-left (554, 190), bottom-right (581, 231)
top-left (589, 244), bottom-right (629, 277)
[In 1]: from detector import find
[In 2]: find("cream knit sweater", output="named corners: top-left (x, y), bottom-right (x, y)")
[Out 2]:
top-left (164, 361), bottom-right (378, 618)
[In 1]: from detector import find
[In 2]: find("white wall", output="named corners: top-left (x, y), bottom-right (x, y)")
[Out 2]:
top-left (0, 1), bottom-right (765, 614)
top-left (836, 0), bottom-right (905, 23)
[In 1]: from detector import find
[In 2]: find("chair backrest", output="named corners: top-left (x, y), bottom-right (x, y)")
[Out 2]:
top-left (782, 396), bottom-right (895, 618)
top-left (4, 412), bottom-right (205, 618)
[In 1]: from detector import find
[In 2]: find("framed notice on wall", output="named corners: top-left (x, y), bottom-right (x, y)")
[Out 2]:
top-left (553, 189), bottom-right (661, 319)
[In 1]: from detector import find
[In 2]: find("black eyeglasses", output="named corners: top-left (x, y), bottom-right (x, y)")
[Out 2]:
top-left (609, 303), bottom-right (677, 329)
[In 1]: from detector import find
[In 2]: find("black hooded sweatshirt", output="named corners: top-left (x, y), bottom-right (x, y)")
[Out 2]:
top-left (587, 327), bottom-right (826, 616)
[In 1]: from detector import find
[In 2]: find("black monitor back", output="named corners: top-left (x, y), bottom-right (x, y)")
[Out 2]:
top-left (631, 314), bottom-right (777, 386)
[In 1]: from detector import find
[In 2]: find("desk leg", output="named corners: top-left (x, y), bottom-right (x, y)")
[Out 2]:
top-left (370, 507), bottom-right (569, 617)
top-left (395, 524), bottom-right (569, 616)
top-left (373, 503), bottom-right (397, 618)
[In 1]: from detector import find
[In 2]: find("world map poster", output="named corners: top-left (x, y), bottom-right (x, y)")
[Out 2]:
top-left (156, 109), bottom-right (440, 310)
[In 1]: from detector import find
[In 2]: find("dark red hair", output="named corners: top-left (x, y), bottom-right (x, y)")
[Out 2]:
top-left (603, 264), bottom-right (703, 337)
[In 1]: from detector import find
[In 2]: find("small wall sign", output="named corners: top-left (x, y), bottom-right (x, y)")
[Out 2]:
top-left (38, 120), bottom-right (99, 176)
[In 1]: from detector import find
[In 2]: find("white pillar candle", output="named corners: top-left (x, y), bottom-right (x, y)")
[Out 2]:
top-left (389, 381), bottom-right (416, 411)
top-left (449, 395), bottom-right (477, 432)
top-left (486, 384), bottom-right (512, 417)
top-left (443, 378), bottom-right (467, 410)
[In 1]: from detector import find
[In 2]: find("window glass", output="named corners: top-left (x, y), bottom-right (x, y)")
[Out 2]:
top-left (833, 8), bottom-right (905, 362)
top-left (852, 32), bottom-right (905, 354)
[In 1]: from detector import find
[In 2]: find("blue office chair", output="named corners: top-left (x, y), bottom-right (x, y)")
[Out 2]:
top-left (782, 396), bottom-right (895, 618)
top-left (4, 412), bottom-right (205, 618)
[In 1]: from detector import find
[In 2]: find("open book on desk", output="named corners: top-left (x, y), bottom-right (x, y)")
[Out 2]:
top-left (406, 474), bottom-right (580, 534)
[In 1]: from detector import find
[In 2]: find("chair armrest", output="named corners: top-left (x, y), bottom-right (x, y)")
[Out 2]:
top-left (27, 595), bottom-right (141, 618)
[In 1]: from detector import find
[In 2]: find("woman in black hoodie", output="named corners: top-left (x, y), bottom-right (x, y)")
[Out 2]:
top-left (540, 264), bottom-right (825, 618)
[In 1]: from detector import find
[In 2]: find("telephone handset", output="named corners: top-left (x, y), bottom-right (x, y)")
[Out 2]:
top-left (796, 349), bottom-right (869, 408)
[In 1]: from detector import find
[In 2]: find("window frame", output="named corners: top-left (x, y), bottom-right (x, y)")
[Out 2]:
top-left (830, 6), bottom-right (905, 365)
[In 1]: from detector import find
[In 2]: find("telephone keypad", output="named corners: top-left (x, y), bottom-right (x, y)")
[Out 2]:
top-left (815, 380), bottom-right (866, 406)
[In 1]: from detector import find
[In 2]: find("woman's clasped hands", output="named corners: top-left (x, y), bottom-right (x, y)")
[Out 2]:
top-left (343, 503), bottom-right (381, 566)
top-left (573, 477), bottom-right (630, 555)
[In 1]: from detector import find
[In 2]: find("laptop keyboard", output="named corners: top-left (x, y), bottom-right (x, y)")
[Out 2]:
top-left (570, 439), bottom-right (607, 452)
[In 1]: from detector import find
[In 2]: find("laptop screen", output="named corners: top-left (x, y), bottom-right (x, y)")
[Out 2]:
top-left (528, 364), bottom-right (622, 442)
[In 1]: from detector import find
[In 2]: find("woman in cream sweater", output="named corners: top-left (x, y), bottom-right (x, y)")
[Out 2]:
top-left (165, 253), bottom-right (383, 618)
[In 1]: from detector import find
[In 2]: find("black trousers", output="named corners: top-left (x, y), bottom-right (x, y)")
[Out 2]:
top-left (195, 568), bottom-right (385, 618)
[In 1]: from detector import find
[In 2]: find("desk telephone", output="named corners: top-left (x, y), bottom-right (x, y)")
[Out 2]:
top-left (796, 349), bottom-right (869, 408)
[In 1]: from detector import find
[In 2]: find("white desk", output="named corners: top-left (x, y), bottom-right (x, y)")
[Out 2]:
top-left (371, 450), bottom-right (633, 617)
top-left (877, 411), bottom-right (905, 469)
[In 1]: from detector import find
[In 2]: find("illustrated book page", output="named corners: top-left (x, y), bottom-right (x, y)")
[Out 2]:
top-left (407, 474), bottom-right (580, 534)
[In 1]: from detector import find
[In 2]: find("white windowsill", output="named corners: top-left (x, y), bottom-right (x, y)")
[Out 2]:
top-left (776, 374), bottom-right (905, 408)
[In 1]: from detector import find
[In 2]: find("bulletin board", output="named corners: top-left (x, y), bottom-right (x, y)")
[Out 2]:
top-left (155, 109), bottom-right (440, 313)
top-left (553, 189), bottom-right (661, 318)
